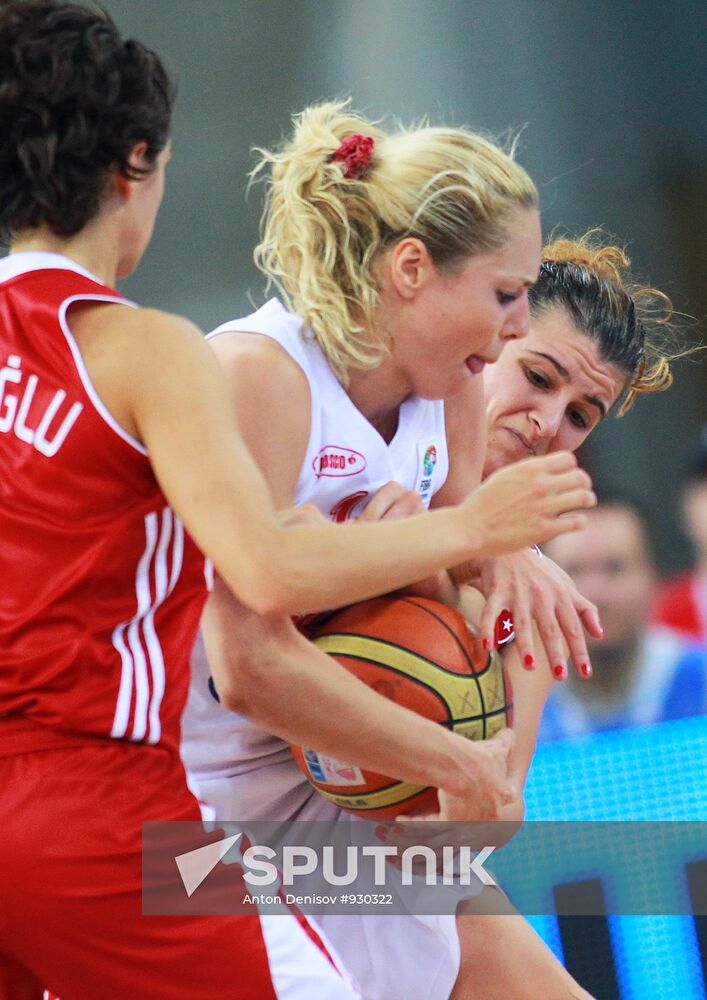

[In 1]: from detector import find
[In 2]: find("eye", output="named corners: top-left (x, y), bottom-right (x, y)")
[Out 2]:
top-left (496, 291), bottom-right (518, 305)
top-left (568, 407), bottom-right (589, 430)
top-left (523, 365), bottom-right (550, 389)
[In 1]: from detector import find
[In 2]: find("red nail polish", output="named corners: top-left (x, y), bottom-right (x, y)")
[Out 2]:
top-left (524, 653), bottom-right (534, 668)
top-left (482, 638), bottom-right (491, 651)
top-left (580, 662), bottom-right (592, 678)
top-left (553, 664), bottom-right (567, 680)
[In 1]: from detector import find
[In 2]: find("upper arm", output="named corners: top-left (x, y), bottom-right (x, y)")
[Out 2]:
top-left (207, 332), bottom-right (311, 508)
top-left (68, 304), bottom-right (292, 609)
top-left (430, 377), bottom-right (487, 508)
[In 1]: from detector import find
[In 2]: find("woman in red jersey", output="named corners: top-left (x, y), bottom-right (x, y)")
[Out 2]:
top-left (0, 4), bottom-right (595, 998)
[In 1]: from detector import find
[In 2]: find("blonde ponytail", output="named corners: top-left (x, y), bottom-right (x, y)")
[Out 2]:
top-left (252, 100), bottom-right (538, 383)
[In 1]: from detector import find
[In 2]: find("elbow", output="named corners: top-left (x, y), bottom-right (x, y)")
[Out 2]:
top-left (219, 680), bottom-right (251, 717)
top-left (212, 618), bottom-right (295, 718)
top-left (215, 652), bottom-right (272, 717)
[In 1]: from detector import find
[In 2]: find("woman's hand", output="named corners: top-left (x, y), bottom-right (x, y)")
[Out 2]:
top-left (374, 729), bottom-right (522, 863)
top-left (471, 549), bottom-right (602, 680)
top-left (357, 481), bottom-right (426, 522)
top-left (460, 452), bottom-right (596, 557)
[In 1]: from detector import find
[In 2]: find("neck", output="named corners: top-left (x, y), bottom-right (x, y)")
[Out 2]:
top-left (346, 354), bottom-right (412, 443)
top-left (11, 218), bottom-right (122, 287)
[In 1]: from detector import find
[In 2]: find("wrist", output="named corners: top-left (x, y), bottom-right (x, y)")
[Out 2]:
top-left (433, 729), bottom-right (481, 798)
top-left (448, 504), bottom-right (486, 565)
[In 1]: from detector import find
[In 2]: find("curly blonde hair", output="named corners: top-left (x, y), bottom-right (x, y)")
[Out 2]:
top-left (530, 230), bottom-right (674, 416)
top-left (251, 100), bottom-right (538, 383)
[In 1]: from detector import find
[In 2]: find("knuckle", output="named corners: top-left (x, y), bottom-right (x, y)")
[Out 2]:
top-left (532, 478), bottom-right (549, 499)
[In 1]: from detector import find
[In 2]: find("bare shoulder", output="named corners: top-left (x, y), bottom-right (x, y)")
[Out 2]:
top-left (67, 304), bottom-right (215, 441)
top-left (209, 330), bottom-right (310, 403)
top-left (206, 331), bottom-right (311, 502)
top-left (69, 302), bottom-right (205, 364)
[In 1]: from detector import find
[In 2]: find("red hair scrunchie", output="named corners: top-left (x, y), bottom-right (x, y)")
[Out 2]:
top-left (331, 133), bottom-right (375, 180)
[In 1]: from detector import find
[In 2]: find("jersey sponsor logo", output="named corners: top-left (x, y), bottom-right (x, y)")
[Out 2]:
top-left (313, 445), bottom-right (367, 478)
top-left (0, 353), bottom-right (83, 457)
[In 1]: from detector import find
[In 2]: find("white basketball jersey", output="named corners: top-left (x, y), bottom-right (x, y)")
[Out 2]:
top-left (181, 299), bottom-right (449, 819)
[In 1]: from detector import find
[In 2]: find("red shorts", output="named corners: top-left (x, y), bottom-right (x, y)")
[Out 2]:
top-left (0, 731), bottom-right (354, 1000)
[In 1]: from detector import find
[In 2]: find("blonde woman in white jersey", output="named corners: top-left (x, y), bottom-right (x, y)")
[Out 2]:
top-left (182, 103), bottom-right (602, 1000)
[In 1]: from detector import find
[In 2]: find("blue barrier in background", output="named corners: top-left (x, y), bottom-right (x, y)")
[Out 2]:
top-left (503, 715), bottom-right (707, 998)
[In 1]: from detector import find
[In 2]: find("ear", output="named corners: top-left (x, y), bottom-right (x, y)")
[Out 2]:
top-left (126, 140), bottom-right (149, 173)
top-left (387, 237), bottom-right (435, 301)
top-left (113, 142), bottom-right (150, 201)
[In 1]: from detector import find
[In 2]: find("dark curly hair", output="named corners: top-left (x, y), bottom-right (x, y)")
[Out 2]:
top-left (0, 0), bottom-right (174, 240)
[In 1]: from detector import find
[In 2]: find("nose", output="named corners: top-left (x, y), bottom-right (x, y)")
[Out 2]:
top-left (529, 396), bottom-right (565, 441)
top-left (500, 291), bottom-right (531, 342)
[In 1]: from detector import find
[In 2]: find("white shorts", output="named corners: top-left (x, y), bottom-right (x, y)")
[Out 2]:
top-left (258, 909), bottom-right (363, 1000)
top-left (191, 768), bottom-right (482, 1000)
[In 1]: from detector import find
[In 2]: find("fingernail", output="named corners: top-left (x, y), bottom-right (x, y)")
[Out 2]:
top-left (597, 621), bottom-right (604, 636)
top-left (523, 653), bottom-right (535, 669)
top-left (580, 661), bottom-right (592, 678)
top-left (553, 664), bottom-right (567, 681)
top-left (482, 638), bottom-right (491, 651)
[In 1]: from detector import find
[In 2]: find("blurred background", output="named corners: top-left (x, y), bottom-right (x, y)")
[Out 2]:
top-left (109, 0), bottom-right (706, 573)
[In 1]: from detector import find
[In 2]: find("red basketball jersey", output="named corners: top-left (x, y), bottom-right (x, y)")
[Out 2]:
top-left (0, 253), bottom-right (208, 755)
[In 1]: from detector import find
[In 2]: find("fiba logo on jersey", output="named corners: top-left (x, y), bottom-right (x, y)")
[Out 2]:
top-left (416, 440), bottom-right (440, 505)
top-left (313, 445), bottom-right (367, 478)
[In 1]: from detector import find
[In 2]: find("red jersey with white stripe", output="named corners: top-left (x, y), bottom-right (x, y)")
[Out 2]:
top-left (0, 253), bottom-right (208, 756)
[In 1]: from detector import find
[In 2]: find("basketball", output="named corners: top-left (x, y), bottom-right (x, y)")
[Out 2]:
top-left (290, 595), bottom-right (513, 819)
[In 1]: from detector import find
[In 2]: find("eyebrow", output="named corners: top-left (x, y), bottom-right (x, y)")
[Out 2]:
top-left (528, 351), bottom-right (607, 418)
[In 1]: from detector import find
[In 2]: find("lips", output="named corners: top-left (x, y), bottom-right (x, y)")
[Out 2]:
top-left (506, 428), bottom-right (536, 455)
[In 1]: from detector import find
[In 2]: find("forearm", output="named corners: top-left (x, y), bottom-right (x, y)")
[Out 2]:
top-left (458, 586), bottom-right (554, 791)
top-left (268, 508), bottom-right (482, 615)
top-left (203, 589), bottom-right (476, 797)
top-left (504, 635), bottom-right (555, 791)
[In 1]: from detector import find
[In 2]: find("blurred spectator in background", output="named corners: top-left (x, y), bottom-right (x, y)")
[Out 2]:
top-left (538, 497), bottom-right (707, 740)
top-left (653, 423), bottom-right (707, 643)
